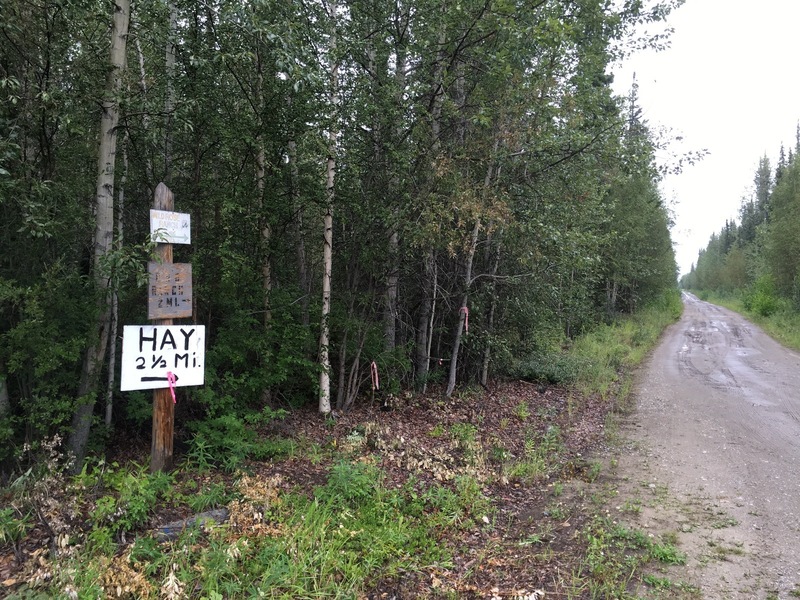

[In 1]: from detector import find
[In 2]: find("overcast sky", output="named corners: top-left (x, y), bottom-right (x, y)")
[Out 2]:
top-left (611, 0), bottom-right (800, 276)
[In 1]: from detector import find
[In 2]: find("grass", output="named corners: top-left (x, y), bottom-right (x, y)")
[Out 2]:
top-left (619, 498), bottom-right (642, 515)
top-left (0, 291), bottom-right (686, 598)
top-left (506, 425), bottom-right (564, 483)
top-left (575, 518), bottom-right (689, 598)
top-left (710, 515), bottom-right (738, 529)
top-left (569, 290), bottom-right (682, 396)
top-left (4, 456), bottom-right (473, 599)
top-left (509, 290), bottom-right (681, 409)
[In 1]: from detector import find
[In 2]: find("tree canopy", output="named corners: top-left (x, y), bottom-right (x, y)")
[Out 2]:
top-left (681, 131), bottom-right (800, 314)
top-left (0, 0), bottom-right (681, 469)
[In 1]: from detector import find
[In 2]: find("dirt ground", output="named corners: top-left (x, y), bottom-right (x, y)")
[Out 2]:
top-left (605, 292), bottom-right (800, 599)
top-left (4, 293), bottom-right (800, 599)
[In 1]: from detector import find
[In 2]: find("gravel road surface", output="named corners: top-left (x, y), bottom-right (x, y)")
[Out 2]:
top-left (617, 292), bottom-right (800, 597)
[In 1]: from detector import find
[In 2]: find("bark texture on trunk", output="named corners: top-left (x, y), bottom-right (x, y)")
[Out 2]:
top-left (105, 134), bottom-right (128, 428)
top-left (68, 0), bottom-right (130, 467)
top-left (445, 220), bottom-right (480, 398)
top-left (319, 0), bottom-right (339, 415)
top-left (414, 250), bottom-right (436, 391)
top-left (150, 183), bottom-right (175, 473)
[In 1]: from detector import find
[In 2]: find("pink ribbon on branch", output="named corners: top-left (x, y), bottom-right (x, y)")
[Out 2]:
top-left (460, 306), bottom-right (469, 334)
top-left (370, 361), bottom-right (380, 391)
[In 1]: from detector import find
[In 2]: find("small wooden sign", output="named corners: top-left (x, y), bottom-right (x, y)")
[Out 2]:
top-left (150, 209), bottom-right (191, 244)
top-left (148, 262), bottom-right (193, 319)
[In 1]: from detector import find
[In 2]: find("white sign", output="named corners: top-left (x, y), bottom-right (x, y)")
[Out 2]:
top-left (150, 209), bottom-right (191, 244)
top-left (121, 325), bottom-right (205, 391)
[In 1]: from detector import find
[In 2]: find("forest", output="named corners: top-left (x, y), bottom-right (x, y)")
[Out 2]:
top-left (0, 0), bottom-right (681, 473)
top-left (681, 126), bottom-right (800, 317)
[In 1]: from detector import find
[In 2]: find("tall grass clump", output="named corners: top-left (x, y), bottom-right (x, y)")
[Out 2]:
top-left (512, 289), bottom-right (682, 395)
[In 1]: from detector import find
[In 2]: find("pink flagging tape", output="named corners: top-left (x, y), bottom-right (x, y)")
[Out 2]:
top-left (167, 371), bottom-right (177, 404)
top-left (370, 361), bottom-right (380, 391)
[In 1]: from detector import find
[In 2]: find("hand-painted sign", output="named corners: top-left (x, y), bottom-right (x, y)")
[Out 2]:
top-left (148, 262), bottom-right (192, 319)
top-left (120, 325), bottom-right (205, 391)
top-left (150, 209), bottom-right (191, 244)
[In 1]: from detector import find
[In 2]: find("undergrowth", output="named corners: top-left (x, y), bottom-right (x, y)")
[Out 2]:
top-left (513, 289), bottom-right (682, 395)
top-left (0, 292), bottom-right (685, 598)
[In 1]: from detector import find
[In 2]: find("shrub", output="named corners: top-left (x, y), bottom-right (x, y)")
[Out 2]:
top-left (512, 352), bottom-right (588, 384)
top-left (90, 465), bottom-right (174, 535)
top-left (187, 414), bottom-right (257, 473)
top-left (743, 275), bottom-right (783, 317)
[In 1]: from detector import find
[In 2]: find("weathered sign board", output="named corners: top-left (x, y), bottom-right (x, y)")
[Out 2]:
top-left (150, 209), bottom-right (191, 244)
top-left (148, 262), bottom-right (192, 319)
top-left (120, 325), bottom-right (205, 391)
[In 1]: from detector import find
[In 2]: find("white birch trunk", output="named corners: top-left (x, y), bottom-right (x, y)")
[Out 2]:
top-left (69, 0), bottom-right (130, 466)
top-left (105, 134), bottom-right (128, 428)
top-left (319, 0), bottom-right (339, 415)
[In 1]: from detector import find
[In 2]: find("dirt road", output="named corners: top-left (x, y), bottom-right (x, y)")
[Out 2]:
top-left (616, 292), bottom-right (800, 598)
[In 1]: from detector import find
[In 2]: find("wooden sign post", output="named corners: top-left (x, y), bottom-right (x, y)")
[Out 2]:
top-left (151, 183), bottom-right (176, 473)
top-left (119, 183), bottom-right (202, 472)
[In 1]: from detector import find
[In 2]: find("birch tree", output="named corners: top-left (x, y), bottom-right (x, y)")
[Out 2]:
top-left (319, 0), bottom-right (340, 415)
top-left (68, 0), bottom-right (130, 466)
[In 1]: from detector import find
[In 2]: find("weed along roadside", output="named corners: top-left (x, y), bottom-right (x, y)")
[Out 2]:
top-left (0, 296), bottom-right (697, 598)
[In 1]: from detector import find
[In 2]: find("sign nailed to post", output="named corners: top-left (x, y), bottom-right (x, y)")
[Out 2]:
top-left (120, 325), bottom-right (205, 391)
top-left (148, 262), bottom-right (192, 319)
top-left (150, 209), bottom-right (191, 244)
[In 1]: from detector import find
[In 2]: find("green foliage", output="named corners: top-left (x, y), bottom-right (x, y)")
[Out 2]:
top-left (421, 477), bottom-right (491, 530)
top-left (449, 422), bottom-right (478, 447)
top-left (508, 426), bottom-right (562, 483)
top-left (579, 517), bottom-right (689, 597)
top-left (505, 289), bottom-right (679, 415)
top-left (187, 406), bottom-right (291, 472)
top-left (89, 464), bottom-right (174, 535)
top-left (187, 482), bottom-right (233, 513)
top-left (0, 0), bottom-right (683, 463)
top-left (454, 475), bottom-right (491, 522)
top-left (512, 353), bottom-right (589, 385)
top-left (129, 536), bottom-right (167, 576)
top-left (186, 465), bottom-right (448, 598)
top-left (0, 273), bottom-right (87, 452)
top-left (187, 414), bottom-right (256, 473)
top-left (123, 392), bottom-right (152, 431)
top-left (316, 460), bottom-right (381, 507)
top-left (0, 507), bottom-right (31, 544)
top-left (643, 574), bottom-right (674, 589)
top-left (85, 525), bottom-right (116, 556)
top-left (743, 275), bottom-right (783, 317)
top-left (649, 540), bottom-right (687, 565)
top-left (513, 401), bottom-right (530, 421)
